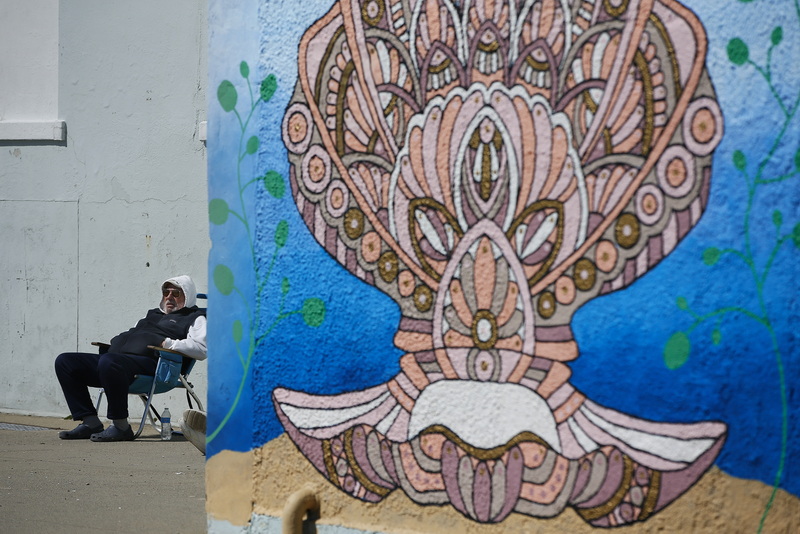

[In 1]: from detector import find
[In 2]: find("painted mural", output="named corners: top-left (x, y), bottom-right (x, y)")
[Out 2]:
top-left (208, 66), bottom-right (326, 448)
top-left (207, 0), bottom-right (800, 531)
top-left (273, 0), bottom-right (726, 527)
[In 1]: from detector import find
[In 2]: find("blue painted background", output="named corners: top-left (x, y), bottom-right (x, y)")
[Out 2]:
top-left (207, 0), bottom-right (799, 498)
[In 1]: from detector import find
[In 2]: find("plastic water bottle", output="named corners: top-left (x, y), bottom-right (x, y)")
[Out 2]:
top-left (161, 407), bottom-right (172, 441)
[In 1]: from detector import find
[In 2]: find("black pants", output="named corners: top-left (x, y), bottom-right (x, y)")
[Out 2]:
top-left (54, 352), bottom-right (157, 420)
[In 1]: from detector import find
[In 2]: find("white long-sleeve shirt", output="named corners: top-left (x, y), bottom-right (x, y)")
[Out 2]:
top-left (162, 315), bottom-right (207, 360)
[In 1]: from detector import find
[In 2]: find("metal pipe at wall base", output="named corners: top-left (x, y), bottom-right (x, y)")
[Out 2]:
top-left (282, 488), bottom-right (320, 534)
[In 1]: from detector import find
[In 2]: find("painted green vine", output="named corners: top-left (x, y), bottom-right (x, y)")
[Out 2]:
top-left (207, 61), bottom-right (325, 443)
top-left (663, 4), bottom-right (800, 531)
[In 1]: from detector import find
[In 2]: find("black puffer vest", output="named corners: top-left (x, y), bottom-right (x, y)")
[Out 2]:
top-left (109, 306), bottom-right (206, 358)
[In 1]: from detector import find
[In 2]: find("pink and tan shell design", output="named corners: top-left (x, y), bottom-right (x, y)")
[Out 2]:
top-left (277, 0), bottom-right (726, 526)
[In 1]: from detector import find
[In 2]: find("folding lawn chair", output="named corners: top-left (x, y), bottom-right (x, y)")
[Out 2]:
top-left (93, 293), bottom-right (207, 439)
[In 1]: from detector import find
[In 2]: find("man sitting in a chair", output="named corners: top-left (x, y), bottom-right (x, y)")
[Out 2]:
top-left (55, 275), bottom-right (207, 442)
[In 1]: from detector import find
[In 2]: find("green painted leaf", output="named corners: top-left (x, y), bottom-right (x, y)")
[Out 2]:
top-left (275, 220), bottom-right (289, 248)
top-left (727, 38), bottom-right (749, 66)
top-left (240, 61), bottom-right (250, 78)
top-left (260, 74), bottom-right (277, 102)
top-left (246, 135), bottom-right (259, 155)
top-left (281, 277), bottom-right (290, 295)
top-left (263, 170), bottom-right (285, 199)
top-left (232, 320), bottom-right (243, 343)
top-left (301, 298), bottom-right (326, 327)
top-left (664, 332), bottom-right (690, 370)
top-left (772, 210), bottom-right (783, 228)
top-left (676, 296), bottom-right (689, 310)
top-left (771, 26), bottom-right (783, 46)
top-left (712, 328), bottom-right (722, 346)
top-left (793, 223), bottom-right (800, 249)
top-left (214, 264), bottom-right (235, 296)
top-left (703, 247), bottom-right (721, 266)
top-left (733, 150), bottom-right (746, 171)
top-left (794, 147), bottom-right (800, 170)
top-left (208, 198), bottom-right (229, 225)
top-left (217, 80), bottom-right (237, 112)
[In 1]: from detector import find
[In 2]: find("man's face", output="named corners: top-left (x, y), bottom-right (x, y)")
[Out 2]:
top-left (161, 283), bottom-right (185, 314)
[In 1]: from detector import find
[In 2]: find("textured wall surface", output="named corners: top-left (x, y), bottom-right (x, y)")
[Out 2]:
top-left (0, 1), bottom-right (209, 417)
top-left (207, 0), bottom-right (799, 531)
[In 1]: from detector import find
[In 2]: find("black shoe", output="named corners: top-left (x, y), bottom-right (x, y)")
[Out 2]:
top-left (90, 425), bottom-right (134, 442)
top-left (59, 423), bottom-right (104, 440)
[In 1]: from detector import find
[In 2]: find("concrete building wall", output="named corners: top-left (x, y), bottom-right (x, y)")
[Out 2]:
top-left (0, 1), bottom-right (209, 417)
top-left (206, 0), bottom-right (799, 532)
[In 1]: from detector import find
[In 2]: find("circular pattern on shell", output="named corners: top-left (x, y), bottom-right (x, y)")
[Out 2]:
top-left (635, 465), bottom-right (650, 485)
top-left (478, 117), bottom-right (496, 144)
top-left (413, 284), bottom-right (433, 312)
top-left (595, 240), bottom-right (618, 273)
top-left (604, 0), bottom-right (630, 17)
top-left (469, 349), bottom-right (499, 382)
top-left (682, 97), bottom-right (723, 156)
top-left (361, 0), bottom-right (385, 26)
top-left (555, 276), bottom-right (576, 305)
top-left (657, 144), bottom-right (696, 198)
top-left (282, 103), bottom-right (313, 154)
top-left (615, 213), bottom-right (640, 249)
top-left (630, 486), bottom-right (644, 507)
top-left (344, 208), bottom-right (365, 239)
top-left (635, 184), bottom-right (664, 226)
top-left (537, 291), bottom-right (556, 318)
top-left (398, 270), bottom-right (416, 297)
top-left (361, 231), bottom-right (382, 263)
top-left (618, 502), bottom-right (635, 523)
top-left (378, 250), bottom-right (399, 283)
top-left (472, 310), bottom-right (498, 350)
top-left (336, 457), bottom-right (348, 477)
top-left (325, 180), bottom-right (350, 218)
top-left (301, 145), bottom-right (331, 193)
top-left (573, 259), bottom-right (596, 291)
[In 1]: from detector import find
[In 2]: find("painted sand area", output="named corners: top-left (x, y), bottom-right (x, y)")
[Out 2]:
top-left (208, 434), bottom-right (799, 533)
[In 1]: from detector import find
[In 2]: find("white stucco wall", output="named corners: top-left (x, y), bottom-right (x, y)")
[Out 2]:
top-left (0, 0), bottom-right (210, 418)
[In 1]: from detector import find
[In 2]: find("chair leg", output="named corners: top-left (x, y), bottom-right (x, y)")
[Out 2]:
top-left (147, 401), bottom-right (161, 428)
top-left (179, 375), bottom-right (204, 412)
top-left (138, 395), bottom-right (162, 432)
top-left (95, 389), bottom-right (105, 413)
top-left (133, 375), bottom-right (162, 439)
top-left (133, 395), bottom-right (151, 438)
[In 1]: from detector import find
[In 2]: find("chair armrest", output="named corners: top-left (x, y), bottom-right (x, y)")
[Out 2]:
top-left (147, 345), bottom-right (205, 360)
top-left (91, 342), bottom-right (110, 354)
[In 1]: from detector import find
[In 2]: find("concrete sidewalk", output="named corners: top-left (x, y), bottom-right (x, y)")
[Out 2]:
top-left (0, 412), bottom-right (206, 533)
